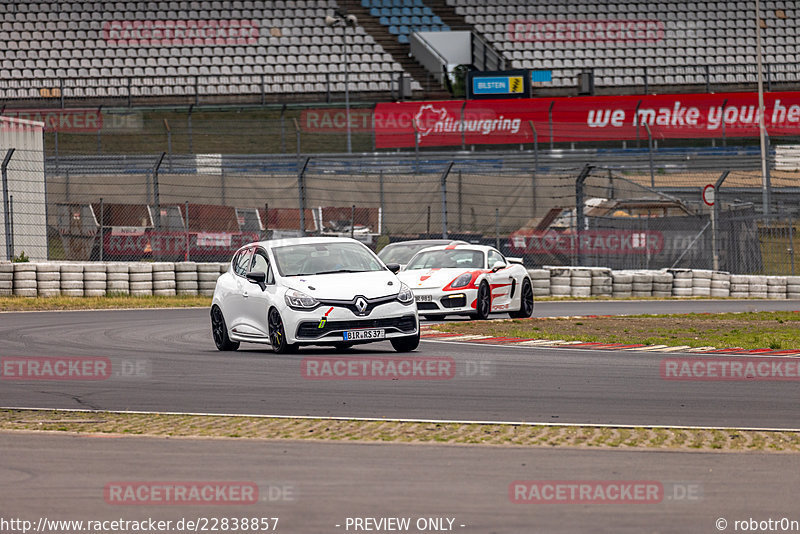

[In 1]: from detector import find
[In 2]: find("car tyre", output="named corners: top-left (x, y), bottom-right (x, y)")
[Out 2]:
top-left (211, 305), bottom-right (239, 351)
top-left (509, 278), bottom-right (534, 319)
top-left (471, 281), bottom-right (491, 320)
top-left (390, 331), bottom-right (420, 352)
top-left (268, 308), bottom-right (297, 354)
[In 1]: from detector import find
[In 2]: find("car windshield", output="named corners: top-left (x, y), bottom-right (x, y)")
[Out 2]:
top-left (378, 242), bottom-right (446, 265)
top-left (272, 242), bottom-right (385, 276)
top-left (406, 249), bottom-right (485, 270)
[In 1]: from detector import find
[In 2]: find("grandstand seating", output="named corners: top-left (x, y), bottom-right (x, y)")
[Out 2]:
top-left (361, 0), bottom-right (449, 44)
top-left (447, 0), bottom-right (799, 87)
top-left (0, 0), bottom-right (423, 100)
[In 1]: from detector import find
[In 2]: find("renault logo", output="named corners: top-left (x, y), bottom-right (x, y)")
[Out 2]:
top-left (354, 297), bottom-right (368, 315)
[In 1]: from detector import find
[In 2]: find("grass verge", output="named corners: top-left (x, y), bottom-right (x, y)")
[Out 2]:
top-left (432, 312), bottom-right (800, 350)
top-left (1, 409), bottom-right (798, 452)
top-left (0, 295), bottom-right (211, 312)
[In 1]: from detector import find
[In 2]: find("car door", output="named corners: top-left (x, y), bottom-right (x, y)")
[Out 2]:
top-left (486, 248), bottom-right (515, 311)
top-left (228, 246), bottom-right (254, 334)
top-left (240, 246), bottom-right (278, 339)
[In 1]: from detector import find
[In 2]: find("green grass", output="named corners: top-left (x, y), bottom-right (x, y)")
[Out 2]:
top-left (433, 311), bottom-right (800, 350)
top-left (0, 295), bottom-right (210, 311)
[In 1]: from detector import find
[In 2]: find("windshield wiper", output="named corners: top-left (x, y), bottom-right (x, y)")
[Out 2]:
top-left (314, 269), bottom-right (368, 275)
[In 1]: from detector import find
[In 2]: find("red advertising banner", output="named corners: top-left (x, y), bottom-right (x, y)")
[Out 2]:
top-left (1, 109), bottom-right (103, 132)
top-left (374, 91), bottom-right (800, 148)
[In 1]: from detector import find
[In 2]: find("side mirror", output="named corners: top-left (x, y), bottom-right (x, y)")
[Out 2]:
top-left (385, 263), bottom-right (401, 274)
top-left (246, 271), bottom-right (267, 291)
top-left (491, 261), bottom-right (506, 272)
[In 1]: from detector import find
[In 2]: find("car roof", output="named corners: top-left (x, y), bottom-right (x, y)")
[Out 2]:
top-left (246, 236), bottom-right (366, 249)
top-left (382, 239), bottom-right (467, 248)
top-left (414, 243), bottom-right (494, 253)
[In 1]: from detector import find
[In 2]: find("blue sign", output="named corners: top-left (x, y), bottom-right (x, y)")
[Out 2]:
top-left (472, 76), bottom-right (524, 95)
top-left (531, 70), bottom-right (553, 83)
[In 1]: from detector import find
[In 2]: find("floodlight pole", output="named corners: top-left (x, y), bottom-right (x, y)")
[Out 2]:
top-left (755, 0), bottom-right (769, 215)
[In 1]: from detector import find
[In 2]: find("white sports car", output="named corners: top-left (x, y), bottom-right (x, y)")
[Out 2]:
top-left (211, 237), bottom-right (419, 353)
top-left (396, 244), bottom-right (534, 320)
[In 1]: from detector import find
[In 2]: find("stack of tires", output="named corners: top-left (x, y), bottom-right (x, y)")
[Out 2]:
top-left (106, 263), bottom-right (130, 295)
top-left (632, 271), bottom-right (653, 297)
top-left (787, 276), bottom-right (800, 299)
top-left (36, 263), bottom-right (60, 297)
top-left (729, 274), bottom-right (750, 298)
top-left (611, 271), bottom-right (633, 298)
top-left (570, 268), bottom-right (592, 298)
top-left (652, 271), bottom-right (673, 297)
top-left (13, 263), bottom-right (36, 297)
top-left (152, 262), bottom-right (176, 296)
top-left (767, 276), bottom-right (787, 299)
top-left (0, 263), bottom-right (12, 296)
top-left (590, 267), bottom-right (612, 297)
top-left (749, 275), bottom-right (768, 299)
top-left (129, 263), bottom-right (153, 296)
top-left (175, 262), bottom-right (198, 296)
top-left (527, 269), bottom-right (550, 298)
top-left (198, 263), bottom-right (221, 296)
top-left (84, 263), bottom-right (107, 297)
top-left (669, 269), bottom-right (693, 297)
top-left (60, 264), bottom-right (84, 297)
top-left (691, 269), bottom-right (712, 297)
top-left (710, 271), bottom-right (731, 298)
top-left (548, 267), bottom-right (571, 297)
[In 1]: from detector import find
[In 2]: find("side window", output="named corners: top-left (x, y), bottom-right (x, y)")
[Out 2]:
top-left (234, 248), bottom-right (253, 277)
top-left (488, 250), bottom-right (506, 268)
top-left (250, 249), bottom-right (275, 284)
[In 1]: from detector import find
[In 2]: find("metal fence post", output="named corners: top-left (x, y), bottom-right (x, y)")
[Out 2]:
top-left (457, 170), bottom-right (462, 231)
top-left (379, 171), bottom-right (385, 234)
top-left (297, 157), bottom-right (310, 237)
top-left (548, 100), bottom-right (555, 151)
top-left (575, 164), bottom-right (593, 267)
top-left (280, 104), bottom-right (287, 154)
top-left (712, 170), bottom-right (730, 271)
top-left (96, 106), bottom-right (102, 154)
top-left (54, 131), bottom-right (59, 175)
top-left (440, 161), bottom-right (453, 238)
top-left (293, 118), bottom-right (300, 157)
top-left (1, 148), bottom-right (15, 261)
top-left (426, 206), bottom-right (431, 237)
top-left (187, 104), bottom-right (194, 155)
top-left (495, 208), bottom-right (500, 250)
top-left (721, 98), bottom-right (728, 147)
top-left (99, 197), bottom-right (104, 262)
top-left (163, 119), bottom-right (172, 172)
top-left (460, 101), bottom-right (467, 151)
top-left (790, 211), bottom-right (795, 276)
top-left (8, 195), bottom-right (13, 259)
top-left (152, 152), bottom-right (166, 230)
top-left (350, 204), bottom-right (355, 239)
top-left (644, 122), bottom-right (655, 188)
top-left (185, 200), bottom-right (190, 261)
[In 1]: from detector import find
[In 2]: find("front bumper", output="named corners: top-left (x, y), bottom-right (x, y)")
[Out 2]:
top-left (285, 300), bottom-right (418, 344)
top-left (412, 288), bottom-right (477, 315)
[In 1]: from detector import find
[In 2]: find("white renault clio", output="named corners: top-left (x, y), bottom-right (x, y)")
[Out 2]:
top-left (211, 237), bottom-right (419, 353)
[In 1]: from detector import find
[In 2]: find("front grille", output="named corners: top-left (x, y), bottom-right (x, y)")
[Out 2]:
top-left (296, 314), bottom-right (417, 339)
top-left (416, 302), bottom-right (438, 311)
top-left (441, 294), bottom-right (467, 308)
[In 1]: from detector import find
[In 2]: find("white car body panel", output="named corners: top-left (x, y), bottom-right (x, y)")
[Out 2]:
top-left (212, 237), bottom-right (419, 348)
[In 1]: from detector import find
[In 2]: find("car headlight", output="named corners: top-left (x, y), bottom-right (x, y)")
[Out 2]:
top-left (450, 273), bottom-right (473, 289)
top-left (284, 289), bottom-right (319, 309)
top-left (397, 283), bottom-right (414, 304)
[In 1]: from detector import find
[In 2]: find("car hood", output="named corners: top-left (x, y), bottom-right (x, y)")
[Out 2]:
top-left (397, 268), bottom-right (475, 290)
top-left (282, 270), bottom-right (402, 300)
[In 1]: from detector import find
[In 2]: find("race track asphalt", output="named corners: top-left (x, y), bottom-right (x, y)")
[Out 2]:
top-left (1, 300), bottom-right (799, 429)
top-left (2, 432), bottom-right (798, 534)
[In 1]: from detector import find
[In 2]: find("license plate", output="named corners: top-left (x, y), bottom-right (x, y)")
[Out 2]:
top-left (343, 329), bottom-right (385, 341)
top-left (415, 294), bottom-right (432, 302)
